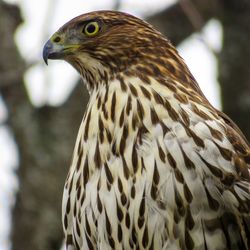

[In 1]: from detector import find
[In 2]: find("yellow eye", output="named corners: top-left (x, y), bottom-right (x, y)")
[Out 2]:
top-left (84, 22), bottom-right (99, 36)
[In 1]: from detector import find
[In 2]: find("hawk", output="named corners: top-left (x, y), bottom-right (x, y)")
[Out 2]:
top-left (43, 11), bottom-right (250, 250)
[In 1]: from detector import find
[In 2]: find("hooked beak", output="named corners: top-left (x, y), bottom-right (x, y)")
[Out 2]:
top-left (43, 32), bottom-right (80, 65)
top-left (42, 39), bottom-right (65, 65)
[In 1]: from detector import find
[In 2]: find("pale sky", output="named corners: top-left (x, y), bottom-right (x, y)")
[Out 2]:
top-left (1, 0), bottom-right (222, 249)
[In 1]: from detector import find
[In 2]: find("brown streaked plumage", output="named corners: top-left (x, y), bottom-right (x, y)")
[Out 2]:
top-left (43, 10), bottom-right (250, 250)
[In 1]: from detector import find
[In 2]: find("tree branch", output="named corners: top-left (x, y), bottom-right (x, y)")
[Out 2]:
top-left (146, 0), bottom-right (220, 45)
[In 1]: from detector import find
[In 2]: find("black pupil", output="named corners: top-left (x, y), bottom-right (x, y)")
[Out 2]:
top-left (86, 24), bottom-right (96, 34)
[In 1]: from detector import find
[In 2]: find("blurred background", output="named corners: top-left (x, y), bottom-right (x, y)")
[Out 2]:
top-left (0, 0), bottom-right (249, 249)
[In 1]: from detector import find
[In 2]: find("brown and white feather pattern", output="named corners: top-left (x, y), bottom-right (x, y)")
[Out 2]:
top-left (63, 75), bottom-right (250, 249)
top-left (44, 10), bottom-right (250, 250)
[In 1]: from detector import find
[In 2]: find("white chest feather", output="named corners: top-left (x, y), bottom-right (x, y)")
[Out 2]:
top-left (62, 77), bottom-right (249, 250)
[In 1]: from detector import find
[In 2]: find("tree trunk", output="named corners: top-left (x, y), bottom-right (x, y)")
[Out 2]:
top-left (217, 0), bottom-right (250, 140)
top-left (1, 2), bottom-right (87, 249)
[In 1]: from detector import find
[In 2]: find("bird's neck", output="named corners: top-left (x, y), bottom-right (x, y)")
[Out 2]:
top-left (81, 71), bottom-right (177, 147)
top-left (83, 75), bottom-right (144, 140)
top-left (70, 76), bottom-right (144, 176)
top-left (75, 43), bottom-right (205, 98)
top-left (71, 71), bottom-right (216, 182)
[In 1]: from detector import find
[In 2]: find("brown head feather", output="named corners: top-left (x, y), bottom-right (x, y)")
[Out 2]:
top-left (46, 11), bottom-right (204, 94)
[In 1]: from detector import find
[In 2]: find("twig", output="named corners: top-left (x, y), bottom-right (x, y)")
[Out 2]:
top-left (179, 0), bottom-right (218, 56)
top-left (113, 0), bottom-right (122, 11)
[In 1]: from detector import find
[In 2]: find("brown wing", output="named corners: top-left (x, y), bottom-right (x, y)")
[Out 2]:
top-left (215, 109), bottom-right (250, 248)
top-left (217, 109), bottom-right (249, 147)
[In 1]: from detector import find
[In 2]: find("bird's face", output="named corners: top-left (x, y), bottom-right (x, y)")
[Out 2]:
top-left (43, 11), bottom-right (168, 87)
top-left (43, 11), bottom-right (198, 93)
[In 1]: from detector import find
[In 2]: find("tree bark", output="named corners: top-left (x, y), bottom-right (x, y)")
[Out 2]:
top-left (217, 0), bottom-right (250, 140)
top-left (4, 82), bottom-right (88, 250)
top-left (1, 2), bottom-right (87, 249)
top-left (146, 0), bottom-right (220, 45)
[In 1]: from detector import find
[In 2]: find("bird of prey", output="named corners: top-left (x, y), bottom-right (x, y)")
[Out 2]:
top-left (43, 10), bottom-right (250, 250)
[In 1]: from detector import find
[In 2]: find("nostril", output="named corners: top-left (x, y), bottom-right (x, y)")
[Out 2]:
top-left (53, 36), bottom-right (61, 43)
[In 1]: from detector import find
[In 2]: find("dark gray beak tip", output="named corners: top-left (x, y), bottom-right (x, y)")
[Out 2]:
top-left (43, 56), bottom-right (48, 65)
top-left (43, 40), bottom-right (52, 65)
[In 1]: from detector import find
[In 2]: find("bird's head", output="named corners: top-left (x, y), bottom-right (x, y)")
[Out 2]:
top-left (43, 10), bottom-right (198, 92)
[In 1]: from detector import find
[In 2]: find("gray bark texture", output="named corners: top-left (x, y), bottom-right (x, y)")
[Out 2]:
top-left (0, 0), bottom-right (249, 249)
